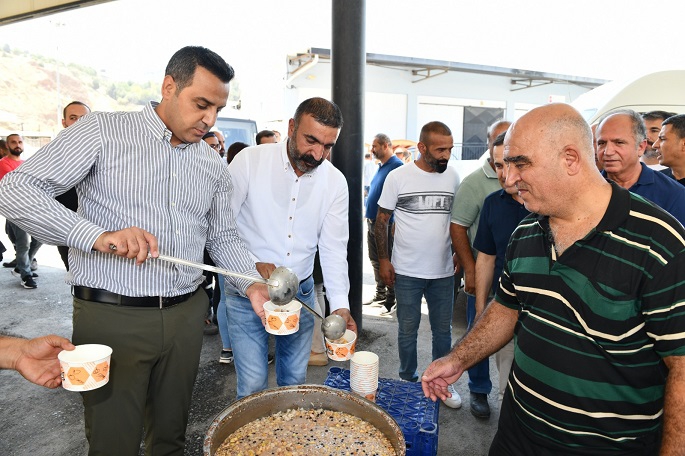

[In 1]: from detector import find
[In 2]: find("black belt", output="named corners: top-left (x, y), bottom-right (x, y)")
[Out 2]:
top-left (72, 286), bottom-right (199, 309)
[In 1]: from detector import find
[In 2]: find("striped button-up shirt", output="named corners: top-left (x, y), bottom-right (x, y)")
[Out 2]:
top-left (0, 102), bottom-right (259, 297)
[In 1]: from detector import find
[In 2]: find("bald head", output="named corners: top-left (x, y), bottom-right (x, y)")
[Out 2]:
top-left (503, 104), bottom-right (602, 216)
top-left (508, 104), bottom-right (594, 161)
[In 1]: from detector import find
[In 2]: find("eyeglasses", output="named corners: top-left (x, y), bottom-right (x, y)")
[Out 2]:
top-left (208, 144), bottom-right (221, 150)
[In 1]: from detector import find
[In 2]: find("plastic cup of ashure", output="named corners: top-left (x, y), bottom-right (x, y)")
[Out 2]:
top-left (325, 329), bottom-right (357, 361)
top-left (264, 300), bottom-right (302, 335)
top-left (58, 344), bottom-right (112, 392)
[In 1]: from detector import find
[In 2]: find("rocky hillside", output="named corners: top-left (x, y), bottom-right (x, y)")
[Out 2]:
top-left (0, 45), bottom-right (159, 135)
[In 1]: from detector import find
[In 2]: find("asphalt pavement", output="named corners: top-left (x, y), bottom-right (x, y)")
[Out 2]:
top-left (0, 221), bottom-right (501, 455)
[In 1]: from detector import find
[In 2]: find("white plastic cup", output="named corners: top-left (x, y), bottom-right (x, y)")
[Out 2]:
top-left (264, 300), bottom-right (302, 335)
top-left (325, 329), bottom-right (357, 361)
top-left (58, 344), bottom-right (112, 391)
top-left (350, 351), bottom-right (379, 401)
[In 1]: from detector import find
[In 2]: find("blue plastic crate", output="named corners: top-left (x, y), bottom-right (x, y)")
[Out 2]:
top-left (324, 367), bottom-right (439, 456)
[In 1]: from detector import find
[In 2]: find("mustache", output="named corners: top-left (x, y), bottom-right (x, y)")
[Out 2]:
top-left (301, 154), bottom-right (325, 167)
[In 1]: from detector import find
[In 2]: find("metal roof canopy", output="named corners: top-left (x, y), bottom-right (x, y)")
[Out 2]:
top-left (296, 47), bottom-right (608, 90)
top-left (0, 0), bottom-right (114, 26)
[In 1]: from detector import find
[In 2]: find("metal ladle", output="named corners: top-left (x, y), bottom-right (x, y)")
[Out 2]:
top-left (148, 253), bottom-right (346, 339)
top-left (148, 253), bottom-right (298, 305)
top-left (292, 298), bottom-right (347, 341)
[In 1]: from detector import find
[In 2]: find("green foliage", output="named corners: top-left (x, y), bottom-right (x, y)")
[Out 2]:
top-left (106, 80), bottom-right (160, 106)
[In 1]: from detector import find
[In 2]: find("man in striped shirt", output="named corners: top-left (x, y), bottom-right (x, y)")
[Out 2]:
top-left (422, 103), bottom-right (685, 455)
top-left (0, 46), bottom-right (269, 456)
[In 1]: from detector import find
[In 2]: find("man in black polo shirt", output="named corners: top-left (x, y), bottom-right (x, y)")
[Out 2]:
top-left (422, 103), bottom-right (685, 455)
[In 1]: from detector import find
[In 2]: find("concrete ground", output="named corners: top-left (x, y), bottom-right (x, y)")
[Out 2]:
top-left (0, 220), bottom-right (500, 455)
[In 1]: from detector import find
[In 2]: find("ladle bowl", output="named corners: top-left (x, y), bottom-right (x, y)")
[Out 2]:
top-left (267, 266), bottom-right (300, 305)
top-left (321, 314), bottom-right (347, 341)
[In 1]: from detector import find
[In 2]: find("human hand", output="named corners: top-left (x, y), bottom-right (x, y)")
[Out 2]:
top-left (245, 283), bottom-right (270, 327)
top-left (93, 226), bottom-right (159, 265)
top-left (255, 262), bottom-right (277, 280)
top-left (452, 252), bottom-right (462, 275)
top-left (421, 354), bottom-right (463, 402)
top-left (463, 267), bottom-right (475, 295)
top-left (379, 259), bottom-right (395, 287)
top-left (332, 308), bottom-right (358, 334)
top-left (12, 335), bottom-right (75, 389)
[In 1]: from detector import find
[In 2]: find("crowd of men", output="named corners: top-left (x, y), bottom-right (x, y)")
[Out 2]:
top-left (2, 43), bottom-right (685, 455)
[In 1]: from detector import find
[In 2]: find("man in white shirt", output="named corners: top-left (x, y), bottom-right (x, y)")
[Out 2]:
top-left (375, 121), bottom-right (461, 408)
top-left (226, 97), bottom-right (357, 399)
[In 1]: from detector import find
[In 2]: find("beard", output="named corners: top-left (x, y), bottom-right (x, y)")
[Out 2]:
top-left (426, 155), bottom-right (448, 173)
top-left (9, 148), bottom-right (22, 156)
top-left (422, 146), bottom-right (449, 173)
top-left (288, 137), bottom-right (325, 174)
top-left (643, 148), bottom-right (659, 159)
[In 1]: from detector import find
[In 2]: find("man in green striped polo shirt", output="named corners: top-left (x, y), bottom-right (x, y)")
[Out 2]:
top-left (422, 103), bottom-right (685, 455)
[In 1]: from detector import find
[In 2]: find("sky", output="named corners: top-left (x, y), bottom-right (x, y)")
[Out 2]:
top-left (0, 0), bottom-right (683, 123)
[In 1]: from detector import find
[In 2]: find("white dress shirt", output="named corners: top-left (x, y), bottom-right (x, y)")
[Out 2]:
top-left (227, 141), bottom-right (351, 311)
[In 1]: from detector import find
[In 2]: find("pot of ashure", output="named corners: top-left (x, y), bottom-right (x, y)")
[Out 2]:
top-left (203, 384), bottom-right (406, 455)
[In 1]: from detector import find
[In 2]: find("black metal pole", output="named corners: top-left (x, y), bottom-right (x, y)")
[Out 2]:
top-left (331, 0), bottom-right (365, 332)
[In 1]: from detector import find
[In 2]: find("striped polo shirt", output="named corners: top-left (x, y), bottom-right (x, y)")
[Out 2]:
top-left (495, 181), bottom-right (685, 453)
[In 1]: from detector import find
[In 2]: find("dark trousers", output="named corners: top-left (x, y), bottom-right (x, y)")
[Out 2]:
top-left (72, 290), bottom-right (208, 456)
top-left (366, 218), bottom-right (395, 304)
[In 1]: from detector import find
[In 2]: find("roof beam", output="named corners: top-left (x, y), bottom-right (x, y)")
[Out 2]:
top-left (308, 47), bottom-right (608, 89)
top-left (0, 1), bottom-right (114, 26)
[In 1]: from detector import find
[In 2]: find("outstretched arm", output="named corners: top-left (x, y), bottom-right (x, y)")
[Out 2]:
top-left (660, 355), bottom-right (685, 455)
top-left (422, 301), bottom-right (517, 401)
top-left (1, 335), bottom-right (75, 389)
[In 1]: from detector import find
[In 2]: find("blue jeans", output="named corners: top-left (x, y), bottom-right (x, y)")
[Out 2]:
top-left (466, 294), bottom-right (492, 394)
top-left (226, 276), bottom-right (315, 399)
top-left (395, 274), bottom-right (454, 382)
top-left (217, 278), bottom-right (231, 350)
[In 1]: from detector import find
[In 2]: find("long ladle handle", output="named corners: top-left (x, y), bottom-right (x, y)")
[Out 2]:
top-left (292, 297), bottom-right (324, 322)
top-left (149, 253), bottom-right (278, 287)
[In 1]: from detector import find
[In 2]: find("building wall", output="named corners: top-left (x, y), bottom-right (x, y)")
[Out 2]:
top-left (285, 60), bottom-right (592, 144)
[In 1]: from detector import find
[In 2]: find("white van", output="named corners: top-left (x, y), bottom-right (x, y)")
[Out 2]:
top-left (571, 70), bottom-right (685, 124)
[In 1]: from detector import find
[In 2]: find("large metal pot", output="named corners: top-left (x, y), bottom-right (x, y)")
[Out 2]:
top-left (204, 384), bottom-right (406, 455)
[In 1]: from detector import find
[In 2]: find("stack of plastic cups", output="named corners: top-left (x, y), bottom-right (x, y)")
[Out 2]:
top-left (350, 351), bottom-right (379, 402)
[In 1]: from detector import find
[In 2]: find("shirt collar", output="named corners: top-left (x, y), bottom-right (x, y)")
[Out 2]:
top-left (382, 155), bottom-right (403, 168)
top-left (481, 158), bottom-right (498, 179)
top-left (280, 140), bottom-right (318, 177)
top-left (142, 101), bottom-right (190, 149)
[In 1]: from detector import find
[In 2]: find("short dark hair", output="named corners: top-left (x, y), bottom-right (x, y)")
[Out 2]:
top-left (419, 121), bottom-right (452, 144)
top-left (662, 114), bottom-right (685, 140)
top-left (256, 130), bottom-right (276, 144)
top-left (62, 101), bottom-right (91, 119)
top-left (202, 132), bottom-right (217, 140)
top-left (6, 133), bottom-right (21, 141)
top-left (165, 46), bottom-right (235, 93)
top-left (493, 131), bottom-right (506, 147)
top-left (293, 97), bottom-right (343, 130)
top-left (642, 110), bottom-right (677, 122)
top-left (374, 133), bottom-right (392, 147)
top-left (0, 139), bottom-right (6, 149)
top-left (226, 141), bottom-right (249, 164)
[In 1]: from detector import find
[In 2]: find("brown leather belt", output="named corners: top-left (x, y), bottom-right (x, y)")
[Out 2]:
top-left (72, 285), bottom-right (199, 309)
